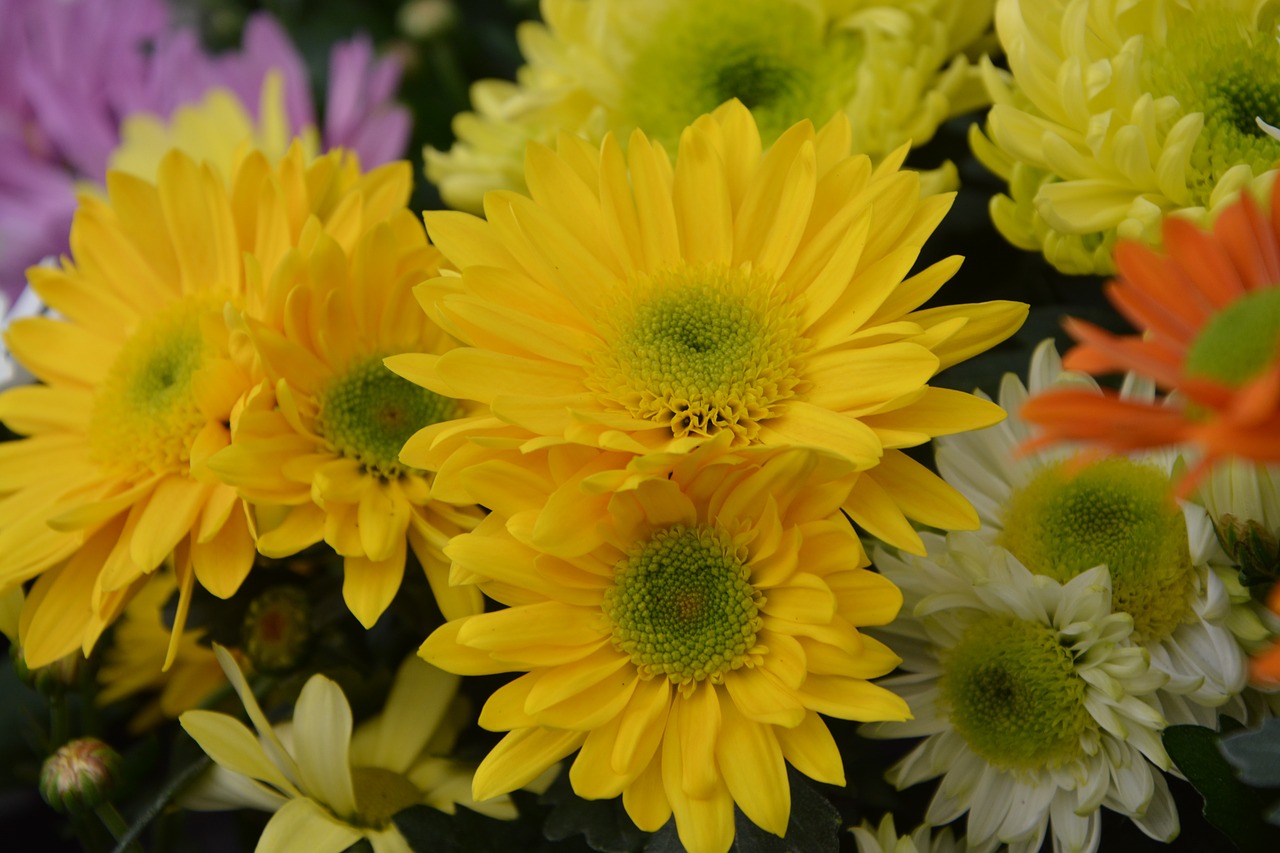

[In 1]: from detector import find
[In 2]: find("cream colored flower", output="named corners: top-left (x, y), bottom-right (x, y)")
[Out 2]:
top-left (180, 648), bottom-right (519, 853)
top-left (974, 0), bottom-right (1280, 273)
top-left (427, 0), bottom-right (994, 211)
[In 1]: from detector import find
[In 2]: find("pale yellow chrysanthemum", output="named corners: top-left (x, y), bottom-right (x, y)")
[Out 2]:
top-left (0, 144), bottom-right (413, 669)
top-left (973, 0), bottom-right (1280, 274)
top-left (181, 648), bottom-right (521, 853)
top-left (97, 572), bottom-right (229, 734)
top-left (109, 71), bottom-right (317, 185)
top-left (395, 102), bottom-right (1025, 555)
top-left (208, 209), bottom-right (484, 628)
top-left (421, 444), bottom-right (909, 853)
top-left (426, 0), bottom-right (994, 212)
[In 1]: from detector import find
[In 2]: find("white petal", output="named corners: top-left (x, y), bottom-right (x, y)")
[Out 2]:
top-left (292, 675), bottom-right (359, 818)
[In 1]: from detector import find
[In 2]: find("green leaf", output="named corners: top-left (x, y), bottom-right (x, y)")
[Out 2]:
top-left (396, 794), bottom-right (592, 853)
top-left (1221, 718), bottom-right (1280, 788)
top-left (642, 770), bottom-right (841, 853)
top-left (542, 773), bottom-right (648, 853)
top-left (1163, 723), bottom-right (1280, 850)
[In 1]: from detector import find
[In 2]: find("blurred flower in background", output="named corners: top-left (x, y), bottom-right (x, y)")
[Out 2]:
top-left (0, 0), bottom-right (409, 300)
top-left (425, 0), bottom-right (996, 211)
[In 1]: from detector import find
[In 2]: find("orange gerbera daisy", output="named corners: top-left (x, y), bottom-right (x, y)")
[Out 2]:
top-left (1021, 180), bottom-right (1280, 486)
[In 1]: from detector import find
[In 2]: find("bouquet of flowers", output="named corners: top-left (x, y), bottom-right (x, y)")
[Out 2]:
top-left (2, 2), bottom-right (1279, 852)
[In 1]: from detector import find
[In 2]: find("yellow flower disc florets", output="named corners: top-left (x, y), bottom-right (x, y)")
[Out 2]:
top-left (604, 524), bottom-right (764, 685)
top-left (90, 297), bottom-right (221, 476)
top-left (1000, 458), bottom-right (1195, 642)
top-left (1143, 10), bottom-right (1280, 197)
top-left (349, 766), bottom-right (423, 827)
top-left (587, 264), bottom-right (806, 442)
top-left (315, 355), bottom-right (462, 480)
top-left (940, 615), bottom-right (1093, 773)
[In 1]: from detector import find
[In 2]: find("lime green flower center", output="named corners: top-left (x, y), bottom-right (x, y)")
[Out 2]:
top-left (587, 263), bottom-right (805, 442)
top-left (604, 524), bottom-right (763, 684)
top-left (349, 766), bottom-right (422, 826)
top-left (940, 615), bottom-right (1092, 772)
top-left (315, 355), bottom-right (461, 479)
top-left (1144, 12), bottom-right (1280, 197)
top-left (1184, 289), bottom-right (1280, 387)
top-left (621, 0), bottom-right (862, 149)
top-left (91, 297), bottom-right (220, 475)
top-left (1001, 458), bottom-right (1195, 642)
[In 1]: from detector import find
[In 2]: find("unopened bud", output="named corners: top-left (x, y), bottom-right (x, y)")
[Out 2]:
top-left (39, 738), bottom-right (121, 814)
top-left (1216, 514), bottom-right (1280, 586)
top-left (399, 0), bottom-right (455, 39)
top-left (241, 586), bottom-right (312, 674)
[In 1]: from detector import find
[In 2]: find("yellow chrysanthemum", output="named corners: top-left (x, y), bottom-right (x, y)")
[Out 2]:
top-left (426, 0), bottom-right (995, 212)
top-left (110, 71), bottom-right (318, 185)
top-left (0, 144), bottom-right (413, 669)
top-left (395, 102), bottom-right (1025, 554)
top-left (973, 0), bottom-right (1280, 274)
top-left (208, 209), bottom-right (484, 628)
top-left (421, 444), bottom-right (909, 853)
top-left (97, 572), bottom-right (229, 734)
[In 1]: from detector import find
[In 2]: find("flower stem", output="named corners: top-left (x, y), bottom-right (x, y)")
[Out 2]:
top-left (95, 803), bottom-right (142, 853)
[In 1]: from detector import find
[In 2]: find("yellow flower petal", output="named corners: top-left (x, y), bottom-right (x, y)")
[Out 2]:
top-left (472, 728), bottom-right (586, 801)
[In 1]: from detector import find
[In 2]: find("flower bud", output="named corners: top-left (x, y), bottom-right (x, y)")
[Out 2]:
top-left (241, 585), bottom-right (312, 674)
top-left (39, 738), bottom-right (122, 814)
top-left (1216, 514), bottom-right (1280, 586)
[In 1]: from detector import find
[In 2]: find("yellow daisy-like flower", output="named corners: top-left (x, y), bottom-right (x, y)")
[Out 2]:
top-left (426, 0), bottom-right (995, 211)
top-left (97, 572), bottom-right (229, 734)
top-left (110, 71), bottom-right (317, 185)
top-left (0, 144), bottom-right (412, 668)
top-left (395, 101), bottom-right (1025, 554)
top-left (973, 0), bottom-right (1280, 274)
top-left (421, 444), bottom-right (909, 853)
top-left (208, 208), bottom-right (484, 628)
top-left (182, 647), bottom-right (519, 853)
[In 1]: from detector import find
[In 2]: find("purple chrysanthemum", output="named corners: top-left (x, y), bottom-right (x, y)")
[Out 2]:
top-left (0, 0), bottom-right (408, 301)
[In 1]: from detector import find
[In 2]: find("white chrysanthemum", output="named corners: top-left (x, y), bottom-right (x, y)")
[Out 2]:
top-left (865, 534), bottom-right (1177, 853)
top-left (850, 813), bottom-right (963, 853)
top-left (426, 0), bottom-right (994, 212)
top-left (934, 339), bottom-right (1250, 724)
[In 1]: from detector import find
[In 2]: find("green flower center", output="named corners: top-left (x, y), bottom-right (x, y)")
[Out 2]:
top-left (1184, 288), bottom-right (1280, 387)
top-left (940, 615), bottom-right (1093, 772)
top-left (587, 263), bottom-right (806, 442)
top-left (1000, 458), bottom-right (1195, 642)
top-left (349, 766), bottom-right (422, 826)
top-left (604, 524), bottom-right (763, 685)
top-left (91, 297), bottom-right (221, 476)
top-left (621, 0), bottom-right (862, 149)
top-left (1144, 11), bottom-right (1280, 197)
top-left (315, 355), bottom-right (461, 479)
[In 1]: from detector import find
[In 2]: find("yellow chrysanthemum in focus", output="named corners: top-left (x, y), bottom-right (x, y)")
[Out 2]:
top-left (395, 102), bottom-right (1025, 554)
top-left (109, 71), bottom-right (319, 184)
top-left (973, 0), bottom-right (1280, 274)
top-left (0, 144), bottom-right (414, 669)
top-left (208, 210), bottom-right (484, 628)
top-left (426, 0), bottom-right (995, 211)
top-left (421, 445), bottom-right (909, 853)
top-left (97, 572), bottom-right (229, 734)
top-left (182, 648), bottom-right (523, 853)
